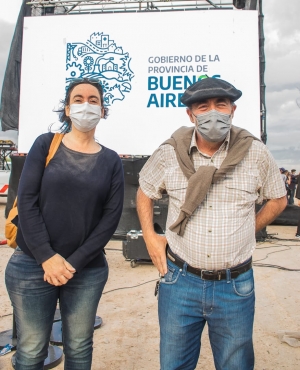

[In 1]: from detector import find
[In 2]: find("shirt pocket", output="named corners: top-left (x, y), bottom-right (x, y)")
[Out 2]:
top-left (221, 170), bottom-right (259, 204)
top-left (165, 166), bottom-right (188, 204)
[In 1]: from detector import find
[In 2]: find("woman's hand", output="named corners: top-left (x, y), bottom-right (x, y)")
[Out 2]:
top-left (42, 254), bottom-right (76, 286)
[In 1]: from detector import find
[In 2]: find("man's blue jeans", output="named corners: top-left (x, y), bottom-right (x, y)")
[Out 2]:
top-left (158, 258), bottom-right (255, 370)
top-left (5, 248), bottom-right (108, 370)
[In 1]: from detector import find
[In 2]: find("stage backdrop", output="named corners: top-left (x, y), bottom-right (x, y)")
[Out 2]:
top-left (18, 10), bottom-right (260, 154)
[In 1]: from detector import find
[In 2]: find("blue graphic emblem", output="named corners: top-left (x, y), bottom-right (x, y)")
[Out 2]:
top-left (66, 32), bottom-right (135, 106)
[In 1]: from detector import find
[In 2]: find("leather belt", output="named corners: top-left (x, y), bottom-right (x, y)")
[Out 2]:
top-left (166, 247), bottom-right (252, 281)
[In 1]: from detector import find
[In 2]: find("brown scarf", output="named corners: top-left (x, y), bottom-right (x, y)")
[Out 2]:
top-left (162, 125), bottom-right (260, 236)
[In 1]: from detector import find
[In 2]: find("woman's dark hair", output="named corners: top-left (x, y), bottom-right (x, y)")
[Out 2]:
top-left (56, 78), bottom-right (109, 133)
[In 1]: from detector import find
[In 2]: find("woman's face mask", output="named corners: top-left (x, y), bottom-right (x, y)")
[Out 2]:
top-left (193, 109), bottom-right (232, 142)
top-left (69, 102), bottom-right (101, 132)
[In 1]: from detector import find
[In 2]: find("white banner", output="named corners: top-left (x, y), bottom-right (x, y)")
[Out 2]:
top-left (19, 10), bottom-right (260, 154)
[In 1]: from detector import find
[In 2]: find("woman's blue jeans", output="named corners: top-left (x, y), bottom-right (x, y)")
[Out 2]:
top-left (5, 249), bottom-right (108, 370)
top-left (158, 259), bottom-right (255, 370)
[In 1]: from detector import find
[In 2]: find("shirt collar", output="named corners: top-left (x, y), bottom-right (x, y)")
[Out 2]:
top-left (189, 129), bottom-right (231, 155)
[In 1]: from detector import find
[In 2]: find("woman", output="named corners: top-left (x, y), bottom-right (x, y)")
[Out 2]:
top-left (284, 170), bottom-right (291, 201)
top-left (5, 79), bottom-right (124, 369)
top-left (295, 175), bottom-right (300, 238)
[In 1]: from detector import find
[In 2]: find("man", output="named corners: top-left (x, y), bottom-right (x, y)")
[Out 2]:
top-left (280, 167), bottom-right (287, 184)
top-left (137, 77), bottom-right (287, 370)
top-left (289, 169), bottom-right (297, 205)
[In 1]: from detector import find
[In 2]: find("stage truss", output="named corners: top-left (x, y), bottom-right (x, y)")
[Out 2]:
top-left (26, 1), bottom-right (234, 15)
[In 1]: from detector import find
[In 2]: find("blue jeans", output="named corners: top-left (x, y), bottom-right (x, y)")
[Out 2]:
top-left (5, 248), bottom-right (108, 370)
top-left (288, 188), bottom-right (295, 204)
top-left (158, 259), bottom-right (255, 370)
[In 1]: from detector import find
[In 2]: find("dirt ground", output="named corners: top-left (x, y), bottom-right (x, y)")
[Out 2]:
top-left (0, 197), bottom-right (299, 369)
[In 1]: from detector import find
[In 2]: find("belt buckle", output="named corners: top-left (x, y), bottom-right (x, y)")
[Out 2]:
top-left (200, 269), bottom-right (214, 280)
top-left (200, 269), bottom-right (222, 280)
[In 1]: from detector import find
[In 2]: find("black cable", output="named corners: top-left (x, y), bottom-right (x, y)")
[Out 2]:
top-left (267, 240), bottom-right (299, 248)
top-left (253, 246), bottom-right (291, 263)
top-left (253, 263), bottom-right (300, 272)
top-left (266, 236), bottom-right (300, 242)
top-left (0, 313), bottom-right (13, 318)
top-left (253, 241), bottom-right (300, 270)
top-left (102, 278), bottom-right (157, 295)
top-left (256, 245), bottom-right (288, 249)
top-left (256, 242), bottom-right (291, 249)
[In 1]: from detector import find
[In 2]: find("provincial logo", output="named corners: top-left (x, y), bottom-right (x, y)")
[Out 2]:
top-left (66, 32), bottom-right (135, 106)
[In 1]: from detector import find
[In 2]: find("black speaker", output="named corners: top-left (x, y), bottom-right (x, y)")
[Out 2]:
top-left (113, 156), bottom-right (169, 239)
top-left (5, 154), bottom-right (27, 218)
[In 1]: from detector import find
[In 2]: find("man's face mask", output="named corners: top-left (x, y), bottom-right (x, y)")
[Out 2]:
top-left (69, 102), bottom-right (101, 132)
top-left (193, 109), bottom-right (232, 142)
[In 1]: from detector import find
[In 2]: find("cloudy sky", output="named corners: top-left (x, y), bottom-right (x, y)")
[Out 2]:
top-left (0, 0), bottom-right (299, 170)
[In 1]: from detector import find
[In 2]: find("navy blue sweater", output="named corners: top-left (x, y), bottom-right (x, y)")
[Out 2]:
top-left (16, 133), bottom-right (124, 272)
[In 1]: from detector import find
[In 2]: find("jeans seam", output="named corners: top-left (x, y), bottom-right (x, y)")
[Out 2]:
top-left (232, 284), bottom-right (255, 297)
top-left (232, 271), bottom-right (255, 297)
top-left (160, 270), bottom-right (181, 285)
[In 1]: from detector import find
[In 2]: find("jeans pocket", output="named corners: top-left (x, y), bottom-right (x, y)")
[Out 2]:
top-left (12, 246), bottom-right (24, 255)
top-left (232, 269), bottom-right (254, 297)
top-left (12, 251), bottom-right (25, 256)
top-left (160, 262), bottom-right (181, 285)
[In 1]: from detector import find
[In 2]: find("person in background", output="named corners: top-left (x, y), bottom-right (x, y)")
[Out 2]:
top-left (289, 169), bottom-right (297, 205)
top-left (5, 78), bottom-right (124, 370)
top-left (280, 167), bottom-right (287, 184)
top-left (283, 170), bottom-right (291, 201)
top-left (137, 77), bottom-right (287, 370)
top-left (295, 176), bottom-right (300, 238)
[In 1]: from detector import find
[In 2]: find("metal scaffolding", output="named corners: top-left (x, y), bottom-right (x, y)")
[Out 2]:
top-left (27, 1), bottom-right (233, 15)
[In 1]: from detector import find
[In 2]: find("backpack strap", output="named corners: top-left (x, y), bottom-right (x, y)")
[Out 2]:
top-left (5, 133), bottom-right (65, 248)
top-left (12, 133), bottom-right (64, 208)
top-left (45, 133), bottom-right (64, 167)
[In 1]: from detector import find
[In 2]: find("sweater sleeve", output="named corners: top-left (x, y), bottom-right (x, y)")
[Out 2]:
top-left (66, 155), bottom-right (124, 272)
top-left (17, 133), bottom-right (57, 264)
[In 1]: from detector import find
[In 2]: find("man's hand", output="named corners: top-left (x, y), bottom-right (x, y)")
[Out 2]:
top-left (136, 187), bottom-right (168, 275)
top-left (144, 233), bottom-right (168, 275)
top-left (42, 254), bottom-right (76, 286)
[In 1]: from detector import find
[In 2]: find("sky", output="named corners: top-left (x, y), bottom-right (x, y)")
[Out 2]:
top-left (0, 0), bottom-right (299, 170)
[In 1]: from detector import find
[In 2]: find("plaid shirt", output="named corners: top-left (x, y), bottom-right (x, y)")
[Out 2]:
top-left (139, 129), bottom-right (286, 270)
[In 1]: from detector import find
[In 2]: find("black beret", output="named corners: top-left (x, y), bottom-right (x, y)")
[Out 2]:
top-left (180, 77), bottom-right (242, 106)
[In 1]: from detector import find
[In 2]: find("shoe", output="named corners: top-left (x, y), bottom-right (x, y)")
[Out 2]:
top-left (295, 234), bottom-right (300, 238)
